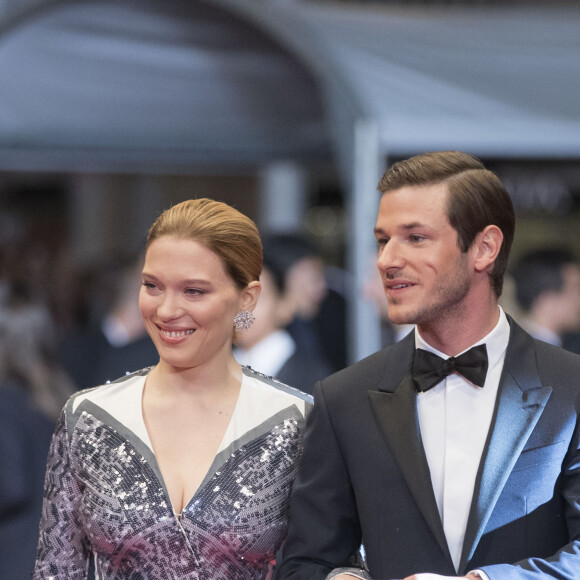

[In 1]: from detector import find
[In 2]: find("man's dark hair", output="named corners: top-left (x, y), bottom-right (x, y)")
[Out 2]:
top-left (261, 234), bottom-right (320, 293)
top-left (377, 151), bottom-right (515, 298)
top-left (512, 247), bottom-right (577, 312)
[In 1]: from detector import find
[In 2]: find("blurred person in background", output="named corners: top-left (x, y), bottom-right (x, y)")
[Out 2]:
top-left (262, 234), bottom-right (337, 372)
top-left (0, 280), bottom-right (75, 580)
top-left (33, 198), bottom-right (311, 579)
top-left (59, 254), bottom-right (158, 389)
top-left (362, 254), bottom-right (414, 347)
top-left (511, 247), bottom-right (580, 348)
top-left (234, 243), bottom-right (332, 395)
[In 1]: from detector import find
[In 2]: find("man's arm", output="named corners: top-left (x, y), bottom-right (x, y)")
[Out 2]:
top-left (277, 381), bottom-right (365, 580)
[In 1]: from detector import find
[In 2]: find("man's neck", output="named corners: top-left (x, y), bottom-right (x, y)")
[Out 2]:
top-left (417, 301), bottom-right (501, 357)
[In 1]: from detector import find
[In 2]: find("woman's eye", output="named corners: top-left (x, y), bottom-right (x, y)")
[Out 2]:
top-left (185, 288), bottom-right (203, 296)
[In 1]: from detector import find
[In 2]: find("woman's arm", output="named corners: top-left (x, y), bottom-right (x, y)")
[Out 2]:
top-left (32, 409), bottom-right (90, 579)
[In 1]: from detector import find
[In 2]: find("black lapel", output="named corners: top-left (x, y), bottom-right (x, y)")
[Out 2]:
top-left (368, 332), bottom-right (453, 564)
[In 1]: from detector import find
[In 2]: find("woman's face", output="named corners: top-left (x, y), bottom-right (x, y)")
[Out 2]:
top-left (139, 236), bottom-right (256, 370)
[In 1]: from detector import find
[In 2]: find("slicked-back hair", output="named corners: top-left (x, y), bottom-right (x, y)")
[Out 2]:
top-left (377, 151), bottom-right (515, 298)
top-left (146, 198), bottom-right (262, 289)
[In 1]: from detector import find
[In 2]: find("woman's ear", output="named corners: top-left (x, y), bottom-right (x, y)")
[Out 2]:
top-left (240, 280), bottom-right (261, 312)
top-left (473, 224), bottom-right (503, 273)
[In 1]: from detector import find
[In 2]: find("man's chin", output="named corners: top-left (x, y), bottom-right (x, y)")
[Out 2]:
top-left (387, 309), bottom-right (414, 327)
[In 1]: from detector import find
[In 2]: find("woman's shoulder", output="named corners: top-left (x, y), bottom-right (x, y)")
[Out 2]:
top-left (55, 367), bottom-right (153, 447)
top-left (242, 366), bottom-right (313, 407)
top-left (64, 366), bottom-right (152, 419)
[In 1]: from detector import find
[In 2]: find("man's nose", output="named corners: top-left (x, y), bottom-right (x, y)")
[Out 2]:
top-left (377, 240), bottom-right (404, 272)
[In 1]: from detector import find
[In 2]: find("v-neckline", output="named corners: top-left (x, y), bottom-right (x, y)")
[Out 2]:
top-left (140, 372), bottom-right (246, 517)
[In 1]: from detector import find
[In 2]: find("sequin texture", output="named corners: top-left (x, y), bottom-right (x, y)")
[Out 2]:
top-left (32, 368), bottom-right (312, 579)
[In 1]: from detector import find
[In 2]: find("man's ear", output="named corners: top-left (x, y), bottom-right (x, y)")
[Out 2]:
top-left (473, 225), bottom-right (503, 273)
top-left (240, 280), bottom-right (261, 312)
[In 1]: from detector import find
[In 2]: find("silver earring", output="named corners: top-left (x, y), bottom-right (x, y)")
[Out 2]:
top-left (234, 310), bottom-right (255, 330)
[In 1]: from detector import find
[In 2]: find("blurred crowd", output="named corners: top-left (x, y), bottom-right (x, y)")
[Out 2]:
top-left (2, 197), bottom-right (580, 579)
top-left (0, 205), bottom-right (161, 577)
top-left (0, 204), bottom-right (351, 578)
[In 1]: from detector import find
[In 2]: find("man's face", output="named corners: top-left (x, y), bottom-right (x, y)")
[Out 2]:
top-left (285, 257), bottom-right (327, 320)
top-left (556, 263), bottom-right (580, 332)
top-left (374, 183), bottom-right (474, 331)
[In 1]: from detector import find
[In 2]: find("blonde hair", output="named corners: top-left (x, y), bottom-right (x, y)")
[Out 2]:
top-left (146, 198), bottom-right (262, 288)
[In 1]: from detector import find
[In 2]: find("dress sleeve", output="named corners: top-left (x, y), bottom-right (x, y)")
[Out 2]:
top-left (32, 408), bottom-right (90, 579)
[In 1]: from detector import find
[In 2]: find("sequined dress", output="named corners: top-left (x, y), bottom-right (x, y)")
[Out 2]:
top-left (32, 366), bottom-right (312, 579)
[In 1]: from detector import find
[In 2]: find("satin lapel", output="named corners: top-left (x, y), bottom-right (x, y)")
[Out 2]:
top-left (459, 319), bottom-right (553, 573)
top-left (368, 335), bottom-right (452, 564)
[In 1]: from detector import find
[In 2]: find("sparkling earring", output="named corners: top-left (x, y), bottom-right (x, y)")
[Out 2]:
top-left (234, 310), bottom-right (255, 330)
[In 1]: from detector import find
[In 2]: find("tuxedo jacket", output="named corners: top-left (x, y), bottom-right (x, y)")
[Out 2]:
top-left (278, 316), bottom-right (580, 580)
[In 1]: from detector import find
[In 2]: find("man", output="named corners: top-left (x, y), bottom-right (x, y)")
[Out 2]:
top-left (262, 233), bottom-right (344, 373)
top-left (511, 247), bottom-right (580, 347)
top-left (277, 151), bottom-right (580, 580)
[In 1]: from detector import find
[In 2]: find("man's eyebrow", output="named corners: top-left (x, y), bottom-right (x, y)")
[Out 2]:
top-left (400, 222), bottom-right (424, 230)
top-left (374, 222), bottom-right (424, 236)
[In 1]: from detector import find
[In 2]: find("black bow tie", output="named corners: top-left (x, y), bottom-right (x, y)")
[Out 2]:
top-left (412, 344), bottom-right (489, 393)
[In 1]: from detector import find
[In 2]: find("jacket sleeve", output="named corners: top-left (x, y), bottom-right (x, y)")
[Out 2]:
top-left (32, 408), bottom-right (90, 579)
top-left (277, 381), bottom-right (368, 580)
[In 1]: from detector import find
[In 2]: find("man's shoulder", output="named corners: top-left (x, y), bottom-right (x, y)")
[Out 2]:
top-left (508, 319), bottom-right (580, 396)
top-left (512, 316), bottom-right (580, 365)
top-left (534, 338), bottom-right (580, 375)
top-left (319, 335), bottom-right (414, 396)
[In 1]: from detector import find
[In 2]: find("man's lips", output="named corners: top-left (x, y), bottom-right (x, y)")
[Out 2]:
top-left (386, 281), bottom-right (415, 291)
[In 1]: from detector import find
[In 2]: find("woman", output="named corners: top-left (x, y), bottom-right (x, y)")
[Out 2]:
top-left (33, 199), bottom-right (312, 579)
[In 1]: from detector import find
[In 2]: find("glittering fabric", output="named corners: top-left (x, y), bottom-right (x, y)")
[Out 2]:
top-left (33, 369), bottom-right (311, 579)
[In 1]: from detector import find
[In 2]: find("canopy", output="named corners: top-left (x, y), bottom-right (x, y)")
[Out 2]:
top-left (1, 0), bottom-right (579, 359)
top-left (2, 1), bottom-right (580, 169)
top-left (0, 0), bottom-right (329, 171)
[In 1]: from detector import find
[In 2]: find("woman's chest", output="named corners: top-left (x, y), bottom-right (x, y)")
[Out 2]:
top-left (69, 412), bottom-right (302, 573)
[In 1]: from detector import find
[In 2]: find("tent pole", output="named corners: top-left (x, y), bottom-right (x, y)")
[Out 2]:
top-left (347, 119), bottom-right (383, 364)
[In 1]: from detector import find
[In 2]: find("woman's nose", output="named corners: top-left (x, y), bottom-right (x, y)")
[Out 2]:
top-left (157, 293), bottom-right (182, 319)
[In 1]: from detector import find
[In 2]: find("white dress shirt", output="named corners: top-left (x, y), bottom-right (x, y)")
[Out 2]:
top-left (233, 329), bottom-right (296, 377)
top-left (415, 307), bottom-right (510, 572)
